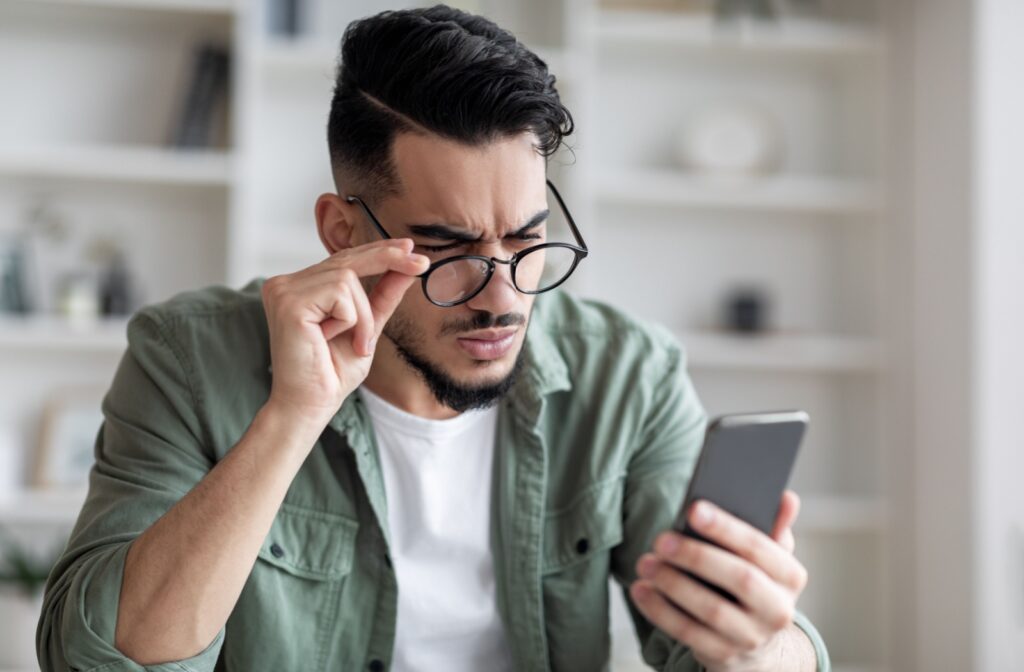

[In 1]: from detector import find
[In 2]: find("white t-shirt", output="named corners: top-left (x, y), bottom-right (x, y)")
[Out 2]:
top-left (357, 385), bottom-right (514, 672)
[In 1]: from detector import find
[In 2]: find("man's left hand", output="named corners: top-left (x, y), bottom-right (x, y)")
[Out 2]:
top-left (629, 490), bottom-right (809, 672)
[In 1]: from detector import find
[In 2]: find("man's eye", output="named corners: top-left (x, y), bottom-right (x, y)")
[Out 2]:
top-left (514, 233), bottom-right (543, 242)
top-left (416, 242), bottom-right (463, 253)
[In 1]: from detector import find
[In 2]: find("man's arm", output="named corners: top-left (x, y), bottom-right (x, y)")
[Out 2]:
top-left (608, 335), bottom-right (831, 672)
top-left (115, 398), bottom-right (320, 663)
top-left (37, 312), bottom-right (323, 670)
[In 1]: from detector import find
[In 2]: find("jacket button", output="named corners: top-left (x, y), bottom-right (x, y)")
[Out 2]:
top-left (270, 542), bottom-right (285, 558)
top-left (368, 659), bottom-right (385, 671)
top-left (576, 537), bottom-right (589, 554)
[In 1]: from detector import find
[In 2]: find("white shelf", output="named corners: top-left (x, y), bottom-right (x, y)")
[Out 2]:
top-left (796, 496), bottom-right (887, 533)
top-left (0, 314), bottom-right (130, 353)
top-left (258, 37), bottom-right (573, 81)
top-left (678, 330), bottom-right (881, 373)
top-left (0, 144), bottom-right (233, 187)
top-left (597, 11), bottom-right (882, 57)
top-left (0, 487), bottom-right (88, 525)
top-left (597, 169), bottom-right (878, 215)
top-left (12, 0), bottom-right (235, 15)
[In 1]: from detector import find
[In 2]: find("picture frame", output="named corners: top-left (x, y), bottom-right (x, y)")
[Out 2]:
top-left (33, 386), bottom-right (106, 489)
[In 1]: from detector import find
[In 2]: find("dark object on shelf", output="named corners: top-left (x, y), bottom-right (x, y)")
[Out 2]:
top-left (714, 0), bottom-right (777, 22)
top-left (269, 0), bottom-right (303, 35)
top-left (724, 286), bottom-right (769, 333)
top-left (0, 237), bottom-right (32, 314)
top-left (99, 250), bottom-right (136, 316)
top-left (171, 43), bottom-right (231, 148)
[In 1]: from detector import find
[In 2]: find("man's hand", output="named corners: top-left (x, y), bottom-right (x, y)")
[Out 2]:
top-left (261, 238), bottom-right (431, 429)
top-left (629, 490), bottom-right (812, 672)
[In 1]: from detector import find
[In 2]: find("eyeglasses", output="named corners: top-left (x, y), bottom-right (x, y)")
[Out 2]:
top-left (345, 179), bottom-right (588, 307)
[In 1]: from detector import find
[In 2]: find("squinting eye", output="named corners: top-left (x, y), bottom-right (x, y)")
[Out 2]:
top-left (416, 242), bottom-right (464, 253)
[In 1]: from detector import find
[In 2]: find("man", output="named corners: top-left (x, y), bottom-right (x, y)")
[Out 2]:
top-left (38, 5), bottom-right (830, 671)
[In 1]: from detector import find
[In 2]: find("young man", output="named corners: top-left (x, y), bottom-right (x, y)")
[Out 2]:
top-left (38, 6), bottom-right (829, 671)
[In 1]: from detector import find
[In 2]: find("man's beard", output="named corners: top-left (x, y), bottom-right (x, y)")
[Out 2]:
top-left (383, 309), bottom-right (528, 413)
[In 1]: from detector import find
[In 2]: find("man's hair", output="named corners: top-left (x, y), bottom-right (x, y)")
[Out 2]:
top-left (327, 4), bottom-right (574, 204)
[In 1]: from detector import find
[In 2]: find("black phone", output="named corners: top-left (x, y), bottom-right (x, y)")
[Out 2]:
top-left (671, 410), bottom-right (808, 604)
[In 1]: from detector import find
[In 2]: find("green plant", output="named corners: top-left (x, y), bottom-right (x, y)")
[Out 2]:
top-left (0, 526), bottom-right (65, 599)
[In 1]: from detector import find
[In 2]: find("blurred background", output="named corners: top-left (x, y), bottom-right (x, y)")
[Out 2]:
top-left (0, 0), bottom-right (1021, 670)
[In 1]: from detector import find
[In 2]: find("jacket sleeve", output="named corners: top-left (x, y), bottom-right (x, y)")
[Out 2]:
top-left (37, 309), bottom-right (227, 672)
top-left (609, 337), bottom-right (832, 672)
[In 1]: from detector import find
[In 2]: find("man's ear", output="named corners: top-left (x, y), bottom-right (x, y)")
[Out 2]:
top-left (315, 192), bottom-right (356, 255)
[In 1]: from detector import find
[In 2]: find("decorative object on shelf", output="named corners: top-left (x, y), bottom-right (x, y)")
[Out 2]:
top-left (0, 233), bottom-right (32, 314)
top-left (674, 100), bottom-right (783, 176)
top-left (33, 386), bottom-right (105, 489)
top-left (714, 0), bottom-right (777, 23)
top-left (268, 0), bottom-right (303, 36)
top-left (86, 235), bottom-right (139, 317)
top-left (16, 197), bottom-right (74, 316)
top-left (171, 42), bottom-right (231, 149)
top-left (55, 270), bottom-right (100, 321)
top-left (0, 526), bottom-right (64, 668)
top-left (722, 285), bottom-right (770, 333)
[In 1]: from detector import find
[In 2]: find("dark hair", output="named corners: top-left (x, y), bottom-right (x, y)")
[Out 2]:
top-left (327, 4), bottom-right (574, 204)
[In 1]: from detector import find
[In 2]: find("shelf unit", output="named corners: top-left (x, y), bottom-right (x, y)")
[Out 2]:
top-left (0, 144), bottom-right (233, 187)
top-left (0, 1), bottom-right (899, 670)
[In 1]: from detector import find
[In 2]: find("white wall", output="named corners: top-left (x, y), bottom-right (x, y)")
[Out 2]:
top-left (973, 0), bottom-right (1024, 668)
top-left (904, 0), bottom-right (1024, 668)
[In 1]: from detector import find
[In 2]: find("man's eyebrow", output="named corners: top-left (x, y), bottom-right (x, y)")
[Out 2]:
top-left (405, 208), bottom-right (550, 242)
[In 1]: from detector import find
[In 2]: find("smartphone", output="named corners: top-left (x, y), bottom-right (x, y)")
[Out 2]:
top-left (671, 410), bottom-right (808, 604)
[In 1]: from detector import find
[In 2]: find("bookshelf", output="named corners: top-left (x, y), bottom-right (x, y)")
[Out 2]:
top-left (0, 1), bottom-right (903, 670)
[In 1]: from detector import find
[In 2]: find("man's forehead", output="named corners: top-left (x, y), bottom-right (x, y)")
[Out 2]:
top-left (387, 133), bottom-right (547, 235)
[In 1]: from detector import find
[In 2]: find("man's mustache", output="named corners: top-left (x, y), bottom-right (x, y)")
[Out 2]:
top-left (440, 311), bottom-right (527, 337)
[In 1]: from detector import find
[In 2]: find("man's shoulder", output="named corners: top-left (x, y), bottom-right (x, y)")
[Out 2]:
top-left (126, 277), bottom-right (270, 368)
top-left (132, 277), bottom-right (267, 328)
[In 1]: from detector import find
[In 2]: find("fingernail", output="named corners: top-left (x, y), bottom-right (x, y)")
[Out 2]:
top-left (656, 534), bottom-right (679, 555)
top-left (638, 556), bottom-right (658, 578)
top-left (693, 501), bottom-right (714, 527)
top-left (367, 337), bottom-right (376, 353)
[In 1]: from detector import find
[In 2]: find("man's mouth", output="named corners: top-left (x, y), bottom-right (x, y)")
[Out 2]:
top-left (455, 328), bottom-right (518, 360)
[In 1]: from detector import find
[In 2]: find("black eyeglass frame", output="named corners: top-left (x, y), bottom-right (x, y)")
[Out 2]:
top-left (344, 179), bottom-right (589, 307)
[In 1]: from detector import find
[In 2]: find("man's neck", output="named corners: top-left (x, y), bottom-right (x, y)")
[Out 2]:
top-left (362, 338), bottom-right (461, 420)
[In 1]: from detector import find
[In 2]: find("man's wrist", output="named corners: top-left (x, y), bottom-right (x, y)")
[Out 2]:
top-left (253, 401), bottom-right (331, 462)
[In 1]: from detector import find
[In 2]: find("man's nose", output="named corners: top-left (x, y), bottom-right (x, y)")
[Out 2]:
top-left (466, 256), bottom-right (518, 315)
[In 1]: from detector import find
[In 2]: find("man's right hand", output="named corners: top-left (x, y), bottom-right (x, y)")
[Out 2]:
top-left (260, 238), bottom-right (431, 429)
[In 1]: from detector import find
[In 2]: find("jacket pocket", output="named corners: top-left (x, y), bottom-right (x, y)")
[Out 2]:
top-left (541, 476), bottom-right (625, 672)
top-left (222, 502), bottom-right (359, 671)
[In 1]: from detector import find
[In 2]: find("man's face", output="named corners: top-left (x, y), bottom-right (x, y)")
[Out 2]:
top-left (350, 131), bottom-right (548, 408)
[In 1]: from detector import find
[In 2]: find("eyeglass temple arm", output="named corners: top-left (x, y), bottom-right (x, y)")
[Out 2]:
top-left (545, 179), bottom-right (588, 253)
top-left (344, 195), bottom-right (395, 241)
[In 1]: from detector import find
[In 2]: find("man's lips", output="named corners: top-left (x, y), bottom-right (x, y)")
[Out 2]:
top-left (455, 328), bottom-right (518, 360)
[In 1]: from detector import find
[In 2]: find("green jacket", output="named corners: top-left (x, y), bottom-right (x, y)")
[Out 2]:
top-left (37, 278), bottom-right (830, 672)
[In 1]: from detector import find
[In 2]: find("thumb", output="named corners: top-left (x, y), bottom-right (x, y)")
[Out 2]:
top-left (771, 489), bottom-right (800, 543)
top-left (367, 271), bottom-right (418, 337)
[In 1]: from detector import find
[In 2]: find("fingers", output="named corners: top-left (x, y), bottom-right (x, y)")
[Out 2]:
top-left (636, 554), bottom-right (768, 651)
top-left (629, 579), bottom-right (743, 664)
top-left (651, 531), bottom-right (798, 630)
top-left (367, 271), bottom-right (419, 336)
top-left (685, 501), bottom-right (807, 593)
top-left (342, 271), bottom-right (375, 357)
top-left (320, 238), bottom-right (430, 279)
